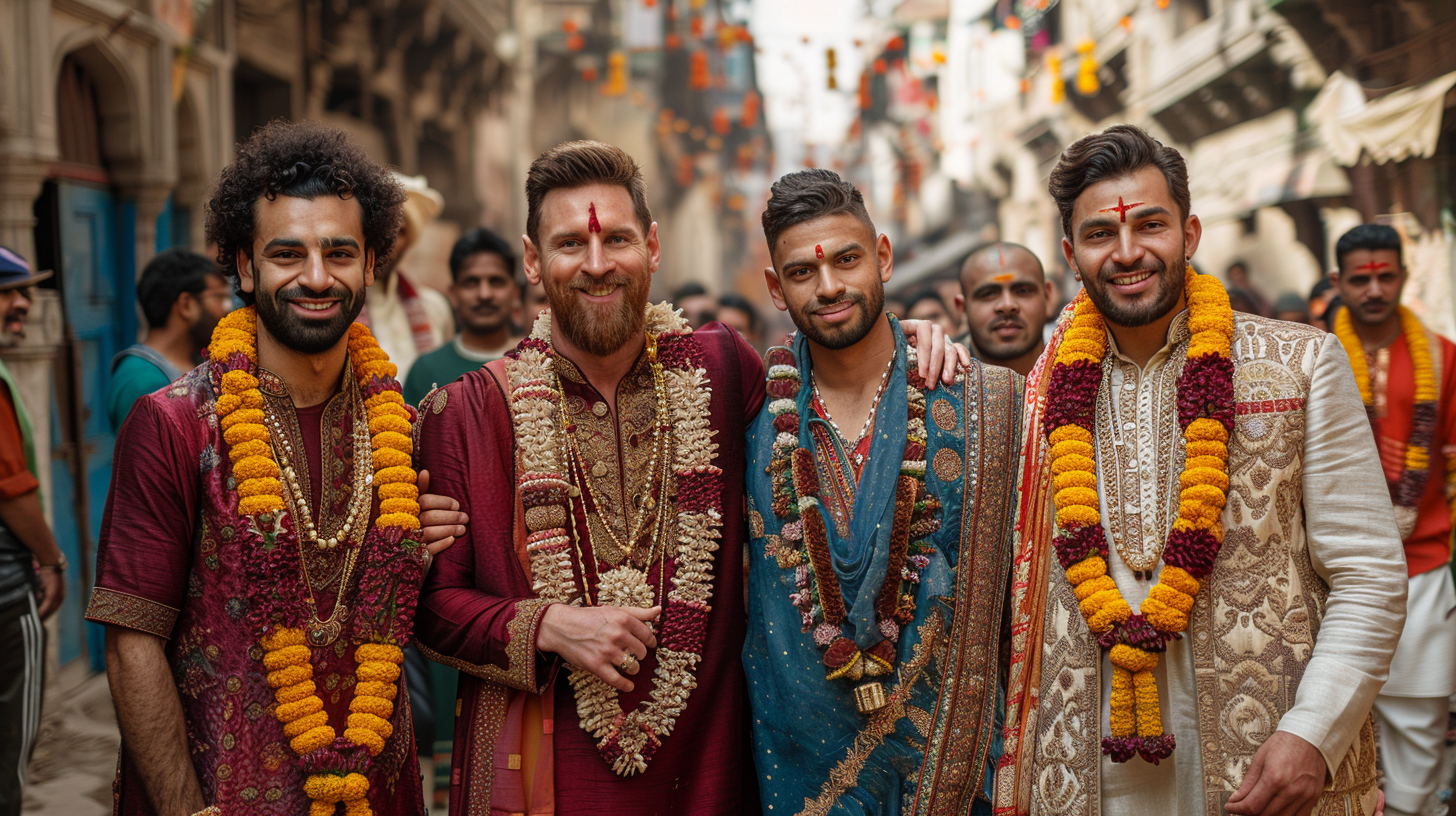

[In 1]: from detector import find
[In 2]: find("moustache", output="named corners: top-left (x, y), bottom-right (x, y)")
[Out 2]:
top-left (811, 293), bottom-right (865, 315)
top-left (276, 285), bottom-right (355, 305)
top-left (569, 274), bottom-right (634, 291)
top-left (991, 317), bottom-right (1024, 330)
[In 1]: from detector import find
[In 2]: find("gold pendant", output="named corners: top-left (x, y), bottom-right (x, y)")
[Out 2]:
top-left (853, 681), bottom-right (888, 714)
top-left (306, 604), bottom-right (347, 647)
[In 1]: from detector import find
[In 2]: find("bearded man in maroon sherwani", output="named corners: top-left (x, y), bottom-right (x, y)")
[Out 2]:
top-left (412, 140), bottom-right (763, 814)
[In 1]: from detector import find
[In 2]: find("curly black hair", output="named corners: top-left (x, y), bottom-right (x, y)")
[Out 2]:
top-left (204, 119), bottom-right (405, 304)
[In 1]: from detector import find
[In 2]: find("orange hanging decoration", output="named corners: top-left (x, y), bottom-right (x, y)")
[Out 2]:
top-left (826, 48), bottom-right (838, 90)
top-left (690, 51), bottom-right (710, 89)
top-left (1048, 51), bottom-right (1065, 104)
top-left (1075, 40), bottom-right (1099, 95)
top-left (581, 65), bottom-right (598, 82)
top-left (566, 32), bottom-right (585, 51)
top-left (858, 72), bottom-right (872, 110)
top-left (1120, 15), bottom-right (1134, 31)
top-left (712, 107), bottom-right (731, 135)
top-left (690, 16), bottom-right (704, 39)
top-left (666, 32), bottom-right (683, 49)
top-left (603, 51), bottom-right (627, 97)
top-left (741, 90), bottom-right (761, 128)
top-left (1005, 15), bottom-right (1022, 29)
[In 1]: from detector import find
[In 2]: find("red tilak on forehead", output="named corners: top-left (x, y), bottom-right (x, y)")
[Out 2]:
top-left (1356, 261), bottom-right (1391, 272)
top-left (1098, 196), bottom-right (1144, 222)
top-left (588, 203), bottom-right (601, 233)
top-left (815, 244), bottom-right (824, 259)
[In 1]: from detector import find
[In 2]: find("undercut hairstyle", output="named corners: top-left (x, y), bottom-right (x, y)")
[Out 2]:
top-left (1048, 124), bottom-right (1191, 241)
top-left (1335, 223), bottom-right (1403, 273)
top-left (137, 249), bottom-right (222, 328)
top-left (761, 169), bottom-right (875, 256)
top-left (525, 141), bottom-right (652, 246)
top-left (204, 119), bottom-right (405, 305)
top-left (449, 227), bottom-right (519, 285)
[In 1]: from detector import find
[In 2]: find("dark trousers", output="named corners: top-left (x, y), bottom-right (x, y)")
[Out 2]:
top-left (0, 592), bottom-right (42, 816)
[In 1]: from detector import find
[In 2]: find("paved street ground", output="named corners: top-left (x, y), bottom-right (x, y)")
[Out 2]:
top-left (22, 665), bottom-right (116, 815)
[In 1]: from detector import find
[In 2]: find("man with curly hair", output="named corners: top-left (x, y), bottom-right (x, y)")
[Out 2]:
top-left (86, 120), bottom-right (460, 816)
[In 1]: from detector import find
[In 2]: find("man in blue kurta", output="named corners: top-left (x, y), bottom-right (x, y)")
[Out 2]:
top-left (743, 168), bottom-right (1023, 815)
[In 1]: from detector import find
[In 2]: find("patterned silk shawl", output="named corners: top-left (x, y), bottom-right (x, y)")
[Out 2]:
top-left (744, 320), bottom-right (1022, 816)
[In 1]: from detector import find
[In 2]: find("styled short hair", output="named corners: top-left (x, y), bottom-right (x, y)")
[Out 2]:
top-left (204, 119), bottom-right (405, 305)
top-left (525, 141), bottom-right (652, 246)
top-left (1334, 223), bottom-right (1403, 273)
top-left (137, 249), bottom-right (222, 328)
top-left (761, 169), bottom-right (875, 256)
top-left (449, 227), bottom-right (518, 285)
top-left (1048, 124), bottom-right (1191, 240)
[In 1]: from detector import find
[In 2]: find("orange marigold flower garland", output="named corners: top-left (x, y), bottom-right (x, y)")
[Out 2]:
top-left (208, 307), bottom-right (423, 815)
top-left (1044, 268), bottom-right (1234, 764)
top-left (1333, 305), bottom-right (1440, 538)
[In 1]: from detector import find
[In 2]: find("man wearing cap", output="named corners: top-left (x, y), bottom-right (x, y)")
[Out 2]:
top-left (0, 246), bottom-right (65, 816)
top-left (359, 173), bottom-right (455, 383)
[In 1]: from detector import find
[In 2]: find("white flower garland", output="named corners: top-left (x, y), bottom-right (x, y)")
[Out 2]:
top-left (506, 303), bottom-right (722, 776)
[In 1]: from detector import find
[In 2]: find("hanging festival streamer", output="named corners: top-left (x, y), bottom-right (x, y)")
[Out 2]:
top-left (741, 90), bottom-right (760, 128)
top-left (1048, 50), bottom-right (1065, 103)
top-left (826, 48), bottom-right (838, 90)
top-left (603, 51), bottom-right (627, 96)
top-left (690, 50), bottom-right (710, 89)
top-left (1076, 40), bottom-right (1099, 95)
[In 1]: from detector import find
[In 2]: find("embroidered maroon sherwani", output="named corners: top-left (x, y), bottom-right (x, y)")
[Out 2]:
top-left (415, 322), bottom-right (763, 815)
top-left (85, 365), bottom-right (422, 815)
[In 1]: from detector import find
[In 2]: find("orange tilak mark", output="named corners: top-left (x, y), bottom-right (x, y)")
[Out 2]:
top-left (588, 203), bottom-right (601, 233)
top-left (815, 244), bottom-right (824, 259)
top-left (1098, 196), bottom-right (1144, 222)
top-left (1356, 261), bottom-right (1391, 272)
top-left (991, 273), bottom-right (1014, 283)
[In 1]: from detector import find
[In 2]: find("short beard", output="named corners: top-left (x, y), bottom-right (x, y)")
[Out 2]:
top-left (255, 284), bottom-right (364, 354)
top-left (789, 287), bottom-right (885, 351)
top-left (547, 273), bottom-right (650, 357)
top-left (973, 328), bottom-right (1041, 363)
top-left (1081, 253), bottom-right (1186, 328)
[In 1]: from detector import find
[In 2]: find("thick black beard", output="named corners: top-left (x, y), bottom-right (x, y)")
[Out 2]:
top-left (254, 284), bottom-right (365, 354)
top-left (790, 286), bottom-right (885, 351)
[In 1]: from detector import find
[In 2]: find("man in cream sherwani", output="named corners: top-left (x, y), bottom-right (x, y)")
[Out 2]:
top-left (994, 124), bottom-right (1408, 816)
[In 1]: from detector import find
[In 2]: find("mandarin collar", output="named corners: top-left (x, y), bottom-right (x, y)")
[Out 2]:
top-left (1105, 308), bottom-right (1191, 367)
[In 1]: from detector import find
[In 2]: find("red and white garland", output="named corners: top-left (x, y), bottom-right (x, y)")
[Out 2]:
top-left (506, 303), bottom-right (722, 776)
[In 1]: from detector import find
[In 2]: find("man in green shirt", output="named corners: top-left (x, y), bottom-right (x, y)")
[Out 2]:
top-left (106, 249), bottom-right (232, 432)
top-left (402, 227), bottom-right (521, 407)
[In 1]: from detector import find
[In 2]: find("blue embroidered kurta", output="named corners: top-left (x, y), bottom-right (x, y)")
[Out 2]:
top-left (744, 319), bottom-right (1022, 816)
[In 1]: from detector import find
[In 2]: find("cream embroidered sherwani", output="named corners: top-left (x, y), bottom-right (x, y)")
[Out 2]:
top-left (1002, 312), bottom-right (1408, 816)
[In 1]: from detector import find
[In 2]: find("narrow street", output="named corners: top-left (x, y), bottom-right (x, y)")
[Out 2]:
top-left (22, 667), bottom-right (117, 815)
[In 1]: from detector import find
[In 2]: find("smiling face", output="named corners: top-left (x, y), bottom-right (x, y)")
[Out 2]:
top-left (764, 212), bottom-right (890, 350)
top-left (1061, 165), bottom-right (1200, 330)
top-left (1335, 248), bottom-right (1405, 328)
top-left (239, 194), bottom-right (373, 355)
top-left (523, 183), bottom-right (659, 357)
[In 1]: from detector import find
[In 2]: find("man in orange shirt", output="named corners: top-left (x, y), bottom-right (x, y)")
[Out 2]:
top-left (1331, 223), bottom-right (1456, 816)
top-left (0, 246), bottom-right (66, 816)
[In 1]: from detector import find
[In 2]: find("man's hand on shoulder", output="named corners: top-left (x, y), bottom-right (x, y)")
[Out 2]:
top-left (1225, 731), bottom-right (1327, 816)
top-left (537, 604), bottom-right (661, 693)
top-left (899, 318), bottom-right (971, 385)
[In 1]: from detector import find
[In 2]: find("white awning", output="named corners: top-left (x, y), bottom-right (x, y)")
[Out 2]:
top-left (1308, 70), bottom-right (1456, 166)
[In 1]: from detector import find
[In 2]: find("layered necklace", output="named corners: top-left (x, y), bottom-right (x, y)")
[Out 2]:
top-left (505, 303), bottom-right (722, 777)
top-left (209, 307), bottom-right (423, 816)
top-left (764, 337), bottom-right (939, 715)
top-left (1333, 305), bottom-right (1438, 539)
top-left (811, 348), bottom-right (896, 467)
top-left (1043, 268), bottom-right (1234, 764)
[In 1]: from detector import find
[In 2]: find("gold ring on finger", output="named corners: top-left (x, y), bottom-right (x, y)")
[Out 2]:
top-left (619, 652), bottom-right (639, 674)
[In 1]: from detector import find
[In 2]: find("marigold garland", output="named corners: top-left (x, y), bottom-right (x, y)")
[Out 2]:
top-left (1045, 267), bottom-right (1234, 764)
top-left (1333, 305), bottom-right (1446, 539)
top-left (208, 307), bottom-right (421, 815)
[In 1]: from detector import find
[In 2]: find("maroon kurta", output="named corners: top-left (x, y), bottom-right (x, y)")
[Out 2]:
top-left (415, 322), bottom-right (763, 815)
top-left (85, 364), bottom-right (423, 816)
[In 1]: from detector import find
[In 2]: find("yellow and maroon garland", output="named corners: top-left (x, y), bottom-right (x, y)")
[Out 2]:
top-left (1044, 268), bottom-right (1234, 763)
top-left (209, 307), bottom-right (421, 816)
top-left (1332, 305), bottom-right (1448, 538)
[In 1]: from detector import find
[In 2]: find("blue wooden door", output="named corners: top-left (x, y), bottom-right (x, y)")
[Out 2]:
top-left (47, 179), bottom-right (135, 668)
